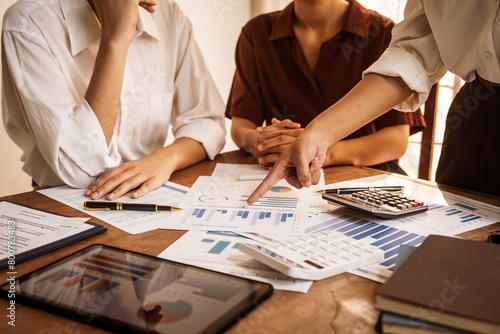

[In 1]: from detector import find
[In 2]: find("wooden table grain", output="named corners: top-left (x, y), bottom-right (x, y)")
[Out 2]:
top-left (1, 151), bottom-right (499, 334)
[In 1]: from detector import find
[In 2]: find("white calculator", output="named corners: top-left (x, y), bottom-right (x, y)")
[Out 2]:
top-left (238, 230), bottom-right (384, 281)
top-left (322, 189), bottom-right (428, 219)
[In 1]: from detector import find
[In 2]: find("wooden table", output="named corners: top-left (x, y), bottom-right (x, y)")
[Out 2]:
top-left (1, 150), bottom-right (499, 334)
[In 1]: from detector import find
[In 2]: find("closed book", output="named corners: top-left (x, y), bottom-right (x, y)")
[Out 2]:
top-left (379, 311), bottom-right (468, 334)
top-left (375, 235), bottom-right (500, 334)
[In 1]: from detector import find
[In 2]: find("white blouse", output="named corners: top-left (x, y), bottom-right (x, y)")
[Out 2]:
top-left (2, 0), bottom-right (226, 188)
top-left (365, 0), bottom-right (500, 111)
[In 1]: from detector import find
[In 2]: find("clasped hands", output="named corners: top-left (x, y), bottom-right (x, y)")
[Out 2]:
top-left (253, 118), bottom-right (304, 166)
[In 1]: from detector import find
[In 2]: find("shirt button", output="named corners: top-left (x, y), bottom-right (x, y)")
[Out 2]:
top-left (483, 51), bottom-right (493, 60)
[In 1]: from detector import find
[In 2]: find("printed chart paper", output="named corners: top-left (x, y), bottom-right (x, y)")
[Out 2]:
top-left (305, 175), bottom-right (500, 282)
top-left (158, 230), bottom-right (312, 293)
top-left (162, 176), bottom-right (309, 235)
top-left (211, 163), bottom-right (328, 212)
top-left (39, 182), bottom-right (188, 234)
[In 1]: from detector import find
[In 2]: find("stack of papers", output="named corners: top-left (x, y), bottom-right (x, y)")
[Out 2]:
top-left (0, 201), bottom-right (95, 269)
top-left (37, 163), bottom-right (500, 293)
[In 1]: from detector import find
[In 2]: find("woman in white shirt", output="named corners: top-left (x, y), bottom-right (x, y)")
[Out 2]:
top-left (2, 0), bottom-right (226, 200)
top-left (248, 0), bottom-right (500, 203)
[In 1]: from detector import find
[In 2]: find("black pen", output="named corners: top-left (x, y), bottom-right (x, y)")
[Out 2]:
top-left (84, 201), bottom-right (182, 212)
top-left (316, 186), bottom-right (404, 194)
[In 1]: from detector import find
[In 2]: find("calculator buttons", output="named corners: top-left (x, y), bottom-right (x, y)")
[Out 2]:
top-left (322, 190), bottom-right (428, 219)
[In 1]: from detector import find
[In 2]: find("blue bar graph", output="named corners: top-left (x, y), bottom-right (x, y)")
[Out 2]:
top-left (162, 183), bottom-right (187, 194)
top-left (344, 221), bottom-right (377, 237)
top-left (454, 203), bottom-right (477, 211)
top-left (352, 225), bottom-right (389, 240)
top-left (424, 203), bottom-right (482, 223)
top-left (372, 231), bottom-right (408, 247)
top-left (179, 207), bottom-right (297, 231)
top-left (305, 215), bottom-right (350, 233)
top-left (240, 196), bottom-right (298, 209)
top-left (196, 209), bottom-right (206, 218)
top-left (209, 241), bottom-right (231, 254)
top-left (206, 231), bottom-right (247, 238)
top-left (306, 215), bottom-right (427, 270)
top-left (446, 209), bottom-right (460, 216)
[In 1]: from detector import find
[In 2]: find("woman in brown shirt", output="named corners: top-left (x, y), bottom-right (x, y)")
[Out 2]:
top-left (226, 0), bottom-right (425, 174)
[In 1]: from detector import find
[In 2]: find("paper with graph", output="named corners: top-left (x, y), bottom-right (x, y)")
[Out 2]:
top-left (161, 176), bottom-right (309, 235)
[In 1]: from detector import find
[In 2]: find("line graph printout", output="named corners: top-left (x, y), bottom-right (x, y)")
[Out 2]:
top-left (39, 182), bottom-right (189, 235)
top-left (158, 231), bottom-right (312, 293)
top-left (162, 176), bottom-right (308, 235)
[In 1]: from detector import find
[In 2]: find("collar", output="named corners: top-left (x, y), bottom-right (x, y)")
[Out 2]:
top-left (61, 0), bottom-right (160, 56)
top-left (268, 2), bottom-right (295, 41)
top-left (268, 0), bottom-right (371, 42)
top-left (342, 0), bottom-right (371, 38)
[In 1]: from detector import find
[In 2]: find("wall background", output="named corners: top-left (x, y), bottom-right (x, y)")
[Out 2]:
top-left (0, 0), bottom-right (27, 197)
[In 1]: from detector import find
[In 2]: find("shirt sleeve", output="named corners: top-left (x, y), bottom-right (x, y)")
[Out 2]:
top-left (224, 25), bottom-right (266, 126)
top-left (169, 7), bottom-right (226, 160)
top-left (2, 29), bottom-right (121, 188)
top-left (363, 0), bottom-right (448, 111)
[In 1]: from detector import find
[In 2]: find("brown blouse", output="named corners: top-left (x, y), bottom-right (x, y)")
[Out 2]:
top-left (225, 0), bottom-right (425, 139)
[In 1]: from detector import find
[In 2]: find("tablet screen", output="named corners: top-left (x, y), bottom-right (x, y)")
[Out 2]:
top-left (1, 244), bottom-right (273, 333)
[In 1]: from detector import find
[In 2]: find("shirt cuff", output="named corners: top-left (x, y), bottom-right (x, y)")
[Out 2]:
top-left (363, 47), bottom-right (432, 112)
top-left (173, 118), bottom-right (226, 160)
top-left (59, 99), bottom-right (121, 178)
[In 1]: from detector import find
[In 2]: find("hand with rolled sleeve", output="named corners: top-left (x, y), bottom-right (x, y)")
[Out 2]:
top-left (248, 128), bottom-right (327, 204)
top-left (248, 74), bottom-right (413, 203)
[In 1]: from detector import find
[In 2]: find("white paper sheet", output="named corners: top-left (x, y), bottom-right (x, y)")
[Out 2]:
top-left (39, 182), bottom-right (189, 234)
top-left (0, 201), bottom-right (89, 260)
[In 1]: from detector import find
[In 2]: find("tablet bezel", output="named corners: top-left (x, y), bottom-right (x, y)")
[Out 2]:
top-left (0, 244), bottom-right (274, 333)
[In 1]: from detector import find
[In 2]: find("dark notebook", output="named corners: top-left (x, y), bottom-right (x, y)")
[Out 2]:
top-left (375, 235), bottom-right (500, 333)
top-left (0, 200), bottom-right (107, 269)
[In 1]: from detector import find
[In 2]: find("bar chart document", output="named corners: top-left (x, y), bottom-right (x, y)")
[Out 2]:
top-left (305, 175), bottom-right (500, 283)
top-left (162, 176), bottom-right (309, 235)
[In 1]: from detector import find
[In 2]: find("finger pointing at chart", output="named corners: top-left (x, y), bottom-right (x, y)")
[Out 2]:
top-left (247, 133), bottom-right (327, 204)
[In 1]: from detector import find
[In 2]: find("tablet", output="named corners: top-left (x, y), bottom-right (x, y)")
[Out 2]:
top-left (0, 244), bottom-right (273, 333)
